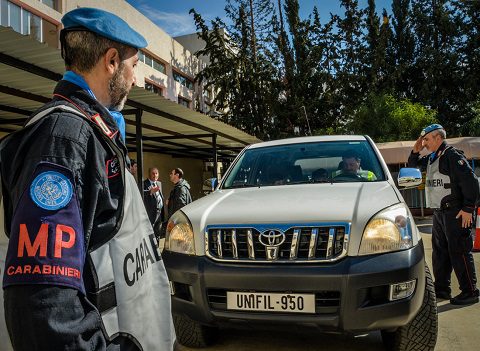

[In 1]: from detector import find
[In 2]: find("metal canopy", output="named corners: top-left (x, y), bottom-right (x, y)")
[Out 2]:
top-left (0, 27), bottom-right (260, 163)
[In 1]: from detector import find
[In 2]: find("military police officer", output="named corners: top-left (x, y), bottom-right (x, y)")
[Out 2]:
top-left (409, 124), bottom-right (479, 305)
top-left (0, 7), bottom-right (175, 350)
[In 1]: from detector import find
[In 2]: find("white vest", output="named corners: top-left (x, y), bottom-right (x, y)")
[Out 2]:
top-left (425, 151), bottom-right (451, 209)
top-left (1, 105), bottom-right (175, 350)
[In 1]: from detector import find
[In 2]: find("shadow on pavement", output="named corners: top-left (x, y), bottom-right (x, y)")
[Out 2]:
top-left (175, 329), bottom-right (385, 351)
top-left (415, 216), bottom-right (432, 234)
top-left (437, 301), bottom-right (477, 314)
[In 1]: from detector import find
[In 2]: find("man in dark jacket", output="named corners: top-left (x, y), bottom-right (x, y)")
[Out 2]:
top-left (408, 124), bottom-right (479, 305)
top-left (143, 167), bottom-right (165, 226)
top-left (167, 168), bottom-right (192, 219)
top-left (0, 7), bottom-right (174, 350)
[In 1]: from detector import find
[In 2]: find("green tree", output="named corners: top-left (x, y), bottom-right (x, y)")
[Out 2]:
top-left (410, 0), bottom-right (465, 133)
top-left (349, 93), bottom-right (438, 142)
top-left (390, 0), bottom-right (415, 99)
top-left (335, 0), bottom-right (367, 123)
top-left (190, 0), bottom-right (278, 139)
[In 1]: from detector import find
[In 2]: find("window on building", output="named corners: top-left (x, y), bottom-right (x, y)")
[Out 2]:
top-left (41, 0), bottom-right (60, 11)
top-left (9, 2), bottom-right (21, 33)
top-left (0, 1), bottom-right (58, 47)
top-left (138, 50), bottom-right (166, 74)
top-left (145, 80), bottom-right (163, 96)
top-left (30, 14), bottom-right (41, 42)
top-left (144, 55), bottom-right (152, 67)
top-left (1, 0), bottom-right (8, 27)
top-left (173, 71), bottom-right (194, 90)
top-left (178, 96), bottom-right (190, 108)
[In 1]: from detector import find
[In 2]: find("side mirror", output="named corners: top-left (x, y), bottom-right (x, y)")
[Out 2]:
top-left (398, 168), bottom-right (422, 188)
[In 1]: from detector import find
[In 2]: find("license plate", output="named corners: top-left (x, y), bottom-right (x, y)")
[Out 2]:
top-left (226, 292), bottom-right (315, 313)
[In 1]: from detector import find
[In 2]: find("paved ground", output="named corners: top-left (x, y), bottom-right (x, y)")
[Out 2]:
top-left (175, 217), bottom-right (480, 351)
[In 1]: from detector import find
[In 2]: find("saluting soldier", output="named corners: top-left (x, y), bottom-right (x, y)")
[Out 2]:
top-left (409, 124), bottom-right (479, 305)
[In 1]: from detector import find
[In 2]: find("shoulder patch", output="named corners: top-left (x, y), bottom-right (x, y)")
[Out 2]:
top-left (30, 171), bottom-right (73, 210)
top-left (106, 157), bottom-right (121, 178)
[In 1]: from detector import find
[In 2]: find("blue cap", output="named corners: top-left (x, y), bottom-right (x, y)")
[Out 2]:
top-left (421, 124), bottom-right (443, 137)
top-left (62, 8), bottom-right (147, 49)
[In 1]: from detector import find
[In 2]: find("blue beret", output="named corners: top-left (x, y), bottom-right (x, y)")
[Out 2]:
top-left (421, 124), bottom-right (443, 137)
top-left (62, 8), bottom-right (147, 49)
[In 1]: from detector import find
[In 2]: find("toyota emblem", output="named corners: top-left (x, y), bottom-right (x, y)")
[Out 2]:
top-left (259, 229), bottom-right (286, 247)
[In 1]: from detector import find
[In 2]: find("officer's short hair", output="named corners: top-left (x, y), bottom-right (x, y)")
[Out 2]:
top-left (173, 168), bottom-right (184, 179)
top-left (62, 31), bottom-right (131, 72)
top-left (433, 129), bottom-right (446, 139)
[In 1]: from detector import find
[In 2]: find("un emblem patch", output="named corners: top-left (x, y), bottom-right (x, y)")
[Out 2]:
top-left (30, 171), bottom-right (73, 210)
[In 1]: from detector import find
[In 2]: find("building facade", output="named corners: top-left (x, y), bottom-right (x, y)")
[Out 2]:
top-left (0, 0), bottom-right (213, 115)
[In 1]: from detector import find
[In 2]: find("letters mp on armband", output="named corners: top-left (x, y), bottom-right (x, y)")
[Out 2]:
top-left (2, 163), bottom-right (86, 293)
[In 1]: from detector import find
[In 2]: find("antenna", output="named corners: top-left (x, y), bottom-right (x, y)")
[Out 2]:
top-left (301, 105), bottom-right (312, 136)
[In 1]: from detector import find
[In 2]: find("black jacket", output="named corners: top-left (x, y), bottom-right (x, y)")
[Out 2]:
top-left (408, 141), bottom-right (479, 213)
top-left (1, 80), bottom-right (128, 350)
top-left (142, 178), bottom-right (165, 224)
top-left (167, 179), bottom-right (192, 219)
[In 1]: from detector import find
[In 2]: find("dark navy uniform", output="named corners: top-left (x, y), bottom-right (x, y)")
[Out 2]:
top-left (0, 7), bottom-right (174, 351)
top-left (408, 141), bottom-right (479, 299)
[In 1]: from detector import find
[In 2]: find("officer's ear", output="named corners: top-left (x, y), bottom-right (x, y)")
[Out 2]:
top-left (104, 48), bottom-right (120, 74)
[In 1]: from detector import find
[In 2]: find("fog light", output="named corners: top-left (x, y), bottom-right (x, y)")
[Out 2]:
top-left (389, 280), bottom-right (416, 301)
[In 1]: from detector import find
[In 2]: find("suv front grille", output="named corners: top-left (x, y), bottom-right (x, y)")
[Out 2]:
top-left (205, 224), bottom-right (349, 263)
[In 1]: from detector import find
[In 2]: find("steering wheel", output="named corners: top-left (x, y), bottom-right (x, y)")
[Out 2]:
top-left (333, 172), bottom-right (363, 181)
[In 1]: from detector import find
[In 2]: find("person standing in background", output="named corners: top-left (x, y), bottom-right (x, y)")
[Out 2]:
top-left (143, 167), bottom-right (165, 232)
top-left (129, 158), bottom-right (137, 176)
top-left (408, 124), bottom-right (479, 305)
top-left (167, 168), bottom-right (192, 220)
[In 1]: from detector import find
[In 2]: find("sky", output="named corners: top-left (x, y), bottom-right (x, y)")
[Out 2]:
top-left (126, 0), bottom-right (393, 37)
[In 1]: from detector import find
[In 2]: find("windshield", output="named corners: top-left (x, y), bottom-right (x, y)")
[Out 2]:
top-left (222, 140), bottom-right (385, 189)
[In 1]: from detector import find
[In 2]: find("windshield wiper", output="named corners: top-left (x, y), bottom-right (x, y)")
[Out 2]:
top-left (225, 183), bottom-right (255, 189)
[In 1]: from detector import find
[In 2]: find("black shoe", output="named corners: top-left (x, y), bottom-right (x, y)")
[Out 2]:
top-left (435, 290), bottom-right (451, 300)
top-left (450, 290), bottom-right (480, 305)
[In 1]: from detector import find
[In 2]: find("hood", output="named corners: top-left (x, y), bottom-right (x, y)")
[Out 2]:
top-left (175, 179), bottom-right (190, 189)
top-left (182, 181), bottom-right (401, 254)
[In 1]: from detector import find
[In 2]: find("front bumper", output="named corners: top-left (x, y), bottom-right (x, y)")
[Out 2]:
top-left (163, 241), bottom-right (425, 332)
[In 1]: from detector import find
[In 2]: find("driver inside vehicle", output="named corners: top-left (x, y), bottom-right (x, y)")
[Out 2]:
top-left (333, 152), bottom-right (377, 181)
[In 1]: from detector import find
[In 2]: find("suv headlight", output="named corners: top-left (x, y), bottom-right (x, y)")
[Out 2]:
top-left (359, 203), bottom-right (419, 255)
top-left (164, 211), bottom-right (195, 255)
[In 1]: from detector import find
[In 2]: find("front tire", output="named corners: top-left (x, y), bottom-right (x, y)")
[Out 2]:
top-left (381, 265), bottom-right (438, 351)
top-left (173, 314), bottom-right (218, 348)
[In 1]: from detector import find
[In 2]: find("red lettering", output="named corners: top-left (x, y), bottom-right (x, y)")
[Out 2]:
top-left (23, 265), bottom-right (32, 274)
top-left (18, 223), bottom-right (48, 257)
top-left (42, 265), bottom-right (51, 274)
top-left (56, 266), bottom-right (65, 275)
top-left (32, 265), bottom-right (41, 274)
top-left (54, 225), bottom-right (76, 258)
top-left (14, 266), bottom-right (22, 274)
top-left (7, 266), bottom-right (15, 275)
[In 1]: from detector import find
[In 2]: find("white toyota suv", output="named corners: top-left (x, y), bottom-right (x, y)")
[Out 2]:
top-left (163, 135), bottom-right (438, 351)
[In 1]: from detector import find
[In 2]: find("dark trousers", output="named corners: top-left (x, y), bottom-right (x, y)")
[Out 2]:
top-left (432, 208), bottom-right (477, 293)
